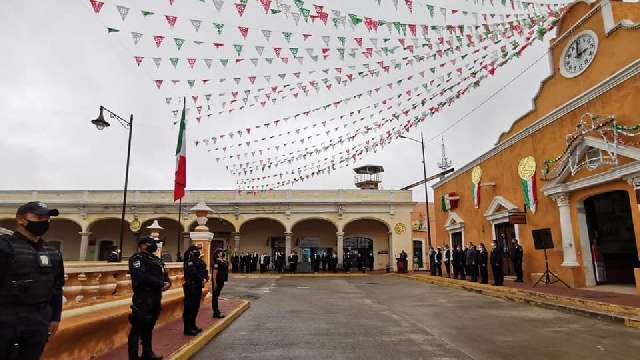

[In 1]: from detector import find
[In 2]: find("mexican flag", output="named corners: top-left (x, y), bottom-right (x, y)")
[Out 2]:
top-left (472, 182), bottom-right (480, 209)
top-left (173, 99), bottom-right (187, 201)
top-left (520, 175), bottom-right (537, 214)
top-left (441, 194), bottom-right (451, 212)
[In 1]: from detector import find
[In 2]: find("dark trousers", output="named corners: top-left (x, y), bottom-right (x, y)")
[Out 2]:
top-left (128, 293), bottom-right (161, 360)
top-left (514, 261), bottom-right (523, 281)
top-left (212, 282), bottom-right (225, 315)
top-left (453, 263), bottom-right (459, 279)
top-left (430, 260), bottom-right (436, 275)
top-left (183, 283), bottom-right (202, 331)
top-left (444, 261), bottom-right (451, 277)
top-left (260, 264), bottom-right (266, 273)
top-left (289, 263), bottom-right (297, 273)
top-left (436, 263), bottom-right (442, 276)
top-left (469, 265), bottom-right (477, 282)
top-left (492, 265), bottom-right (504, 286)
top-left (458, 263), bottom-right (466, 280)
top-left (479, 265), bottom-right (489, 284)
top-left (0, 323), bottom-right (49, 360)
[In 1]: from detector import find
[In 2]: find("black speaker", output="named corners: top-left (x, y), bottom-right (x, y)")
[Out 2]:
top-left (532, 228), bottom-right (554, 250)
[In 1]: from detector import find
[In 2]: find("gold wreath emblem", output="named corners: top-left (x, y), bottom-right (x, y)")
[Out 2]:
top-left (518, 156), bottom-right (537, 181)
top-left (394, 223), bottom-right (406, 235)
top-left (471, 166), bottom-right (482, 185)
top-left (129, 216), bottom-right (142, 233)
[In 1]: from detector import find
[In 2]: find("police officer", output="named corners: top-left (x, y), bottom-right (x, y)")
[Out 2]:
top-left (0, 201), bottom-right (64, 360)
top-left (128, 236), bottom-right (171, 360)
top-left (491, 241), bottom-right (504, 286)
top-left (512, 238), bottom-right (524, 282)
top-left (478, 243), bottom-right (489, 284)
top-left (211, 249), bottom-right (229, 318)
top-left (182, 245), bottom-right (208, 336)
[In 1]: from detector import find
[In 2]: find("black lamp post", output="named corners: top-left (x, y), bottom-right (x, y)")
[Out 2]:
top-left (91, 105), bottom-right (133, 261)
top-left (400, 132), bottom-right (432, 249)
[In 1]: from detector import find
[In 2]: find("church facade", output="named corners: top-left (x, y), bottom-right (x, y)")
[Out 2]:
top-left (433, 0), bottom-right (640, 291)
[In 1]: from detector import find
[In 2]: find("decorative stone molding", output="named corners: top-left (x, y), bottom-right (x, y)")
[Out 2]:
top-left (444, 212), bottom-right (465, 233)
top-left (434, 58), bottom-right (640, 189)
top-left (544, 161), bottom-right (640, 197)
top-left (484, 196), bottom-right (519, 224)
top-left (551, 193), bottom-right (570, 207)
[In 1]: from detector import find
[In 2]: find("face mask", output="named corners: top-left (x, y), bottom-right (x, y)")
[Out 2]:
top-left (146, 242), bottom-right (158, 253)
top-left (25, 220), bottom-right (50, 237)
top-left (192, 251), bottom-right (201, 258)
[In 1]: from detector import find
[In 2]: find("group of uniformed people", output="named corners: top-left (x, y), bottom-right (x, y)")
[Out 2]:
top-left (427, 236), bottom-right (524, 286)
top-left (343, 249), bottom-right (374, 273)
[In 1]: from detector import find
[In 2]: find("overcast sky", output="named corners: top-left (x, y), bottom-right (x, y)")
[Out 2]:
top-left (0, 0), bottom-right (563, 201)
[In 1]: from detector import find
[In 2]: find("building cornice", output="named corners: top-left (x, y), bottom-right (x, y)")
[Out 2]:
top-left (433, 57), bottom-right (640, 189)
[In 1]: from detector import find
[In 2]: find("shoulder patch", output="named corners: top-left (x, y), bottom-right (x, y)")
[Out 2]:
top-left (132, 260), bottom-right (141, 268)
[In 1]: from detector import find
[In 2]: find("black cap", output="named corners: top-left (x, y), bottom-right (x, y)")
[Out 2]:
top-left (137, 236), bottom-right (157, 245)
top-left (16, 201), bottom-right (59, 217)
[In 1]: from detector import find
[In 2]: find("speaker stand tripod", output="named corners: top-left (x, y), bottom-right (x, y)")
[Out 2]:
top-left (533, 248), bottom-right (569, 288)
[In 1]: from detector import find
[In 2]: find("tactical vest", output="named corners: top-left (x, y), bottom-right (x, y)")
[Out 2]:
top-left (0, 235), bottom-right (61, 305)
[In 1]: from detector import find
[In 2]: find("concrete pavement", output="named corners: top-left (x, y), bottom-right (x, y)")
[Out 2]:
top-left (194, 276), bottom-right (640, 360)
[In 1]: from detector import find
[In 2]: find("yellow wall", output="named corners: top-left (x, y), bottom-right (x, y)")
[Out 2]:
top-left (434, 2), bottom-right (640, 287)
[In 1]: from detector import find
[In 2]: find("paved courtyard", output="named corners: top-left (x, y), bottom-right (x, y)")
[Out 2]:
top-left (195, 276), bottom-right (640, 360)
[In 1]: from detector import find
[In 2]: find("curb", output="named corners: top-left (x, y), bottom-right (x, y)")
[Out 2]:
top-left (394, 273), bottom-right (640, 329)
top-left (168, 300), bottom-right (250, 360)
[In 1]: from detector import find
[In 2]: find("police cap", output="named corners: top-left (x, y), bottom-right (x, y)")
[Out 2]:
top-left (138, 236), bottom-right (157, 246)
top-left (17, 201), bottom-right (59, 217)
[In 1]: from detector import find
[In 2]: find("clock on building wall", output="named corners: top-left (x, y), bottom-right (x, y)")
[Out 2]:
top-left (560, 30), bottom-right (598, 78)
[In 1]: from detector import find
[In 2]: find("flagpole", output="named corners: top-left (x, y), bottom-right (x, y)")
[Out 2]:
top-left (177, 198), bottom-right (183, 260)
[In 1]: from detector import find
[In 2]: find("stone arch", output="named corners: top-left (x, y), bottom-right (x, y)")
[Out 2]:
top-left (291, 218), bottom-right (339, 262)
top-left (341, 216), bottom-right (391, 233)
top-left (289, 217), bottom-right (338, 233)
top-left (238, 217), bottom-right (286, 255)
top-left (87, 217), bottom-right (136, 260)
top-left (0, 218), bottom-right (16, 233)
top-left (343, 218), bottom-right (391, 270)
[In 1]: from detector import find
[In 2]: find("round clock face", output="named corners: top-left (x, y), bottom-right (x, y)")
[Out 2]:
top-left (560, 30), bottom-right (598, 78)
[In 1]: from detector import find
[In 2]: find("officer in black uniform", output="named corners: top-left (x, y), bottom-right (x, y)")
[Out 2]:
top-left (128, 236), bottom-right (171, 360)
top-left (211, 250), bottom-right (229, 318)
top-left (182, 245), bottom-right (208, 336)
top-left (491, 241), bottom-right (504, 286)
top-left (511, 239), bottom-right (524, 282)
top-left (0, 201), bottom-right (64, 360)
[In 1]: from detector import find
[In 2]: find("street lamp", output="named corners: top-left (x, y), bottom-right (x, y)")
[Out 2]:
top-left (90, 105), bottom-right (134, 261)
top-left (400, 132), bottom-right (432, 249)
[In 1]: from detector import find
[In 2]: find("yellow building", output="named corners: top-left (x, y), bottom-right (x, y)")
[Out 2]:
top-left (0, 189), bottom-right (416, 271)
top-left (433, 0), bottom-right (640, 291)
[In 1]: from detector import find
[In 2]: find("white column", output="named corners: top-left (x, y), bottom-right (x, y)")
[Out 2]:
top-left (233, 232), bottom-right (240, 251)
top-left (78, 231), bottom-right (91, 261)
top-left (388, 231), bottom-right (394, 271)
top-left (336, 232), bottom-right (344, 267)
top-left (285, 232), bottom-right (292, 256)
top-left (552, 193), bottom-right (579, 267)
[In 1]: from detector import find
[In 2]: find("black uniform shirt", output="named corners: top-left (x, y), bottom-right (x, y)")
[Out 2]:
top-left (0, 232), bottom-right (65, 322)
top-left (213, 259), bottom-right (229, 283)
top-left (129, 251), bottom-right (169, 292)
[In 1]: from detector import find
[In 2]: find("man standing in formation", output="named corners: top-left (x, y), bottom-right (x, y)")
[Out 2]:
top-left (428, 247), bottom-right (435, 275)
top-left (231, 252), bottom-right (239, 273)
top-left (274, 251), bottom-right (284, 273)
top-left (451, 245), bottom-right (460, 279)
top-left (466, 243), bottom-right (478, 282)
top-left (288, 250), bottom-right (298, 273)
top-left (478, 243), bottom-right (489, 284)
top-left (312, 251), bottom-right (321, 273)
top-left (343, 250), bottom-right (352, 272)
top-left (259, 252), bottom-right (270, 273)
top-left (512, 239), bottom-right (524, 282)
top-left (320, 250), bottom-right (328, 272)
top-left (435, 247), bottom-right (443, 276)
top-left (491, 241), bottom-right (504, 286)
top-left (182, 245), bottom-right (208, 336)
top-left (330, 252), bottom-right (338, 272)
top-left (0, 202), bottom-right (64, 360)
top-left (443, 245), bottom-right (451, 278)
top-left (211, 250), bottom-right (229, 318)
top-left (128, 236), bottom-right (171, 360)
